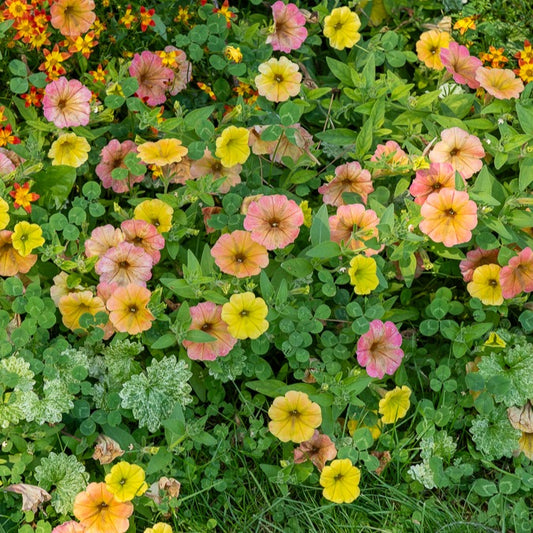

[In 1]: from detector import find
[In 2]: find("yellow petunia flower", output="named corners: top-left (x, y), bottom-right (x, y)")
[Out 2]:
top-left (467, 264), bottom-right (503, 306)
top-left (255, 56), bottom-right (302, 102)
top-left (134, 199), bottom-right (174, 234)
top-left (319, 458), bottom-right (361, 504)
top-left (268, 390), bottom-right (322, 443)
top-left (48, 133), bottom-right (91, 167)
top-left (348, 255), bottom-right (379, 295)
top-left (323, 7), bottom-right (361, 50)
top-left (215, 126), bottom-right (250, 168)
top-left (11, 221), bottom-right (45, 257)
top-left (0, 198), bottom-right (9, 230)
top-left (105, 461), bottom-right (148, 502)
top-left (379, 385), bottom-right (411, 424)
top-left (221, 292), bottom-right (268, 340)
top-left (145, 524), bottom-right (173, 533)
top-left (137, 138), bottom-right (188, 167)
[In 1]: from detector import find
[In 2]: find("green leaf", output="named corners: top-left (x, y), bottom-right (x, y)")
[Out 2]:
top-left (184, 329), bottom-right (217, 343)
top-left (355, 119), bottom-right (373, 159)
top-left (326, 57), bottom-right (354, 86)
top-left (10, 77), bottom-right (28, 94)
top-left (9, 59), bottom-right (27, 77)
top-left (519, 156), bottom-right (533, 191)
top-left (306, 241), bottom-right (341, 259)
top-left (472, 479), bottom-right (498, 497)
top-left (279, 101), bottom-right (303, 126)
top-left (281, 258), bottom-right (313, 278)
top-left (120, 77), bottom-right (139, 97)
top-left (310, 204), bottom-right (331, 245)
top-left (246, 379), bottom-right (288, 397)
top-left (104, 94), bottom-right (125, 109)
top-left (151, 334), bottom-right (177, 350)
top-left (315, 129), bottom-right (357, 146)
top-left (516, 103), bottom-right (533, 135)
top-left (33, 165), bottom-right (77, 208)
top-left (184, 106), bottom-right (215, 129)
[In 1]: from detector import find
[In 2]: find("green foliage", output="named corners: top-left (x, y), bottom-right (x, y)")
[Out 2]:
top-left (470, 410), bottom-right (521, 460)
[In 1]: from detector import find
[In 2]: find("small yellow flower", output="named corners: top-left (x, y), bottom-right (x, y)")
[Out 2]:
top-left (224, 45), bottom-right (242, 63)
top-left (0, 198), bottom-right (9, 230)
top-left (215, 126), bottom-right (250, 168)
top-left (348, 255), bottom-right (379, 295)
top-left (319, 458), bottom-right (361, 504)
top-left (134, 199), bottom-right (174, 233)
top-left (144, 523), bottom-right (173, 533)
top-left (11, 221), bottom-right (45, 256)
top-left (379, 385), bottom-right (411, 424)
top-left (48, 133), bottom-right (90, 167)
top-left (255, 56), bottom-right (302, 102)
top-left (453, 16), bottom-right (477, 35)
top-left (299, 200), bottom-right (312, 228)
top-left (323, 7), bottom-right (361, 50)
top-left (268, 390), bottom-right (322, 443)
top-left (221, 292), bottom-right (268, 340)
top-left (467, 264), bottom-right (503, 306)
top-left (105, 461), bottom-right (148, 502)
top-left (137, 138), bottom-right (188, 167)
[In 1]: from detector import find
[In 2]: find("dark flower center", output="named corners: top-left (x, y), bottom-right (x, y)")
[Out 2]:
top-left (202, 323), bottom-right (212, 331)
top-left (270, 219), bottom-right (280, 228)
top-left (129, 306), bottom-right (138, 313)
top-left (235, 254), bottom-right (245, 263)
top-left (274, 74), bottom-right (284, 83)
top-left (489, 279), bottom-right (498, 287)
top-left (448, 209), bottom-right (456, 216)
top-left (432, 182), bottom-right (442, 190)
top-left (57, 98), bottom-right (67, 110)
top-left (449, 148), bottom-right (459, 156)
top-left (119, 261), bottom-right (129, 268)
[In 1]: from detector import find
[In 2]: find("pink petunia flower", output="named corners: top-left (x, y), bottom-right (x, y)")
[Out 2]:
top-left (318, 161), bottom-right (373, 206)
top-left (84, 224), bottom-right (125, 258)
top-left (440, 42), bottom-right (482, 89)
top-left (96, 139), bottom-right (145, 193)
top-left (0, 152), bottom-right (15, 175)
top-left (429, 127), bottom-right (485, 180)
top-left (243, 194), bottom-right (304, 250)
top-left (475, 67), bottom-right (524, 100)
top-left (266, 1), bottom-right (308, 53)
top-left (95, 241), bottom-right (153, 286)
top-left (42, 77), bottom-right (92, 128)
top-left (129, 51), bottom-right (174, 106)
top-left (459, 248), bottom-right (499, 282)
top-left (329, 204), bottom-right (381, 255)
top-left (182, 301), bottom-right (237, 361)
top-left (409, 162), bottom-right (457, 205)
top-left (500, 247), bottom-right (533, 299)
top-left (357, 320), bottom-right (404, 379)
top-left (189, 149), bottom-right (242, 193)
top-left (370, 141), bottom-right (410, 178)
top-left (121, 219), bottom-right (165, 265)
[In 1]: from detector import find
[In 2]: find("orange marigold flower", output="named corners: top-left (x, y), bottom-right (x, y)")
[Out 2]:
top-left (0, 125), bottom-right (20, 147)
top-left (120, 4), bottom-right (137, 28)
top-left (89, 64), bottom-right (107, 83)
top-left (453, 15), bottom-right (477, 35)
top-left (197, 82), bottom-right (216, 100)
top-left (139, 6), bottom-right (155, 32)
top-left (515, 40), bottom-right (533, 63)
top-left (68, 31), bottom-right (97, 58)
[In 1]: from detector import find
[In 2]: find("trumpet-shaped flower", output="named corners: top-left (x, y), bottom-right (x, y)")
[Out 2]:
top-left (144, 524), bottom-right (172, 533)
top-left (255, 56), bottom-right (302, 102)
top-left (370, 141), bottom-right (410, 178)
top-left (319, 459), bottom-right (361, 504)
top-left (96, 140), bottom-right (144, 193)
top-left (266, 1), bottom-right (308, 53)
top-left (475, 67), bottom-right (524, 99)
top-left (318, 161), bottom-right (373, 206)
top-left (84, 225), bottom-right (125, 258)
top-left (11, 221), bottom-right (45, 257)
top-left (105, 462), bottom-right (148, 502)
top-left (137, 138), bottom-right (188, 167)
top-left (211, 230), bottom-right (269, 278)
top-left (268, 390), bottom-right (322, 443)
top-left (129, 51), bottom-right (174, 106)
top-left (329, 204), bottom-right (380, 255)
top-left (215, 126), bottom-right (250, 168)
top-left (73, 482), bottom-right (133, 533)
top-left (48, 133), bottom-right (90, 167)
top-left (293, 430), bottom-right (337, 471)
top-left (467, 264), bottom-right (504, 306)
top-left (96, 242), bottom-right (153, 287)
top-left (0, 198), bottom-right (9, 230)
top-left (348, 255), bottom-right (379, 295)
top-left (221, 292), bottom-right (269, 340)
top-left (189, 149), bottom-right (241, 193)
top-left (459, 247), bottom-right (499, 282)
top-left (357, 320), bottom-right (404, 379)
top-left (106, 284), bottom-right (155, 335)
top-left (243, 194), bottom-right (304, 250)
top-left (409, 162), bottom-right (456, 205)
top-left (323, 7), bottom-right (361, 50)
top-left (50, 0), bottom-right (96, 37)
top-left (182, 301), bottom-right (237, 361)
top-left (134, 199), bottom-right (173, 233)
top-left (0, 230), bottom-right (38, 277)
top-left (440, 42), bottom-right (482, 89)
top-left (379, 386), bottom-right (411, 424)
top-left (416, 30), bottom-right (450, 70)
top-left (121, 219), bottom-right (165, 265)
top-left (43, 77), bottom-right (92, 128)
top-left (58, 290), bottom-right (106, 331)
top-left (499, 247), bottom-right (533, 299)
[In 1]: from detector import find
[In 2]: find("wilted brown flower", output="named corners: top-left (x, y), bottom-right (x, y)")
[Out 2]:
top-left (5, 483), bottom-right (51, 512)
top-left (293, 430), bottom-right (337, 471)
top-left (92, 434), bottom-right (125, 465)
top-left (145, 476), bottom-right (181, 505)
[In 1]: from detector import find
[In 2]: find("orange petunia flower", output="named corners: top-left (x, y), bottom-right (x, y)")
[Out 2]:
top-left (0, 230), bottom-right (38, 277)
top-left (50, 0), bottom-right (96, 37)
top-left (58, 290), bottom-right (106, 331)
top-left (106, 284), bottom-right (155, 335)
top-left (73, 482), bottom-right (133, 533)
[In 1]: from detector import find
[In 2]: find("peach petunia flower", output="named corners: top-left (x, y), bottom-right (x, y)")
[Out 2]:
top-left (211, 230), bottom-right (269, 278)
top-left (0, 230), bottom-right (37, 277)
top-left (409, 162), bottom-right (457, 205)
top-left (293, 430), bottom-right (337, 471)
top-left (84, 224), bottom-right (125, 258)
top-left (43, 77), bottom-right (92, 128)
top-left (499, 247), bottom-right (533, 299)
top-left (318, 161), bottom-right (373, 206)
top-left (189, 149), bottom-right (241, 193)
top-left (459, 247), bottom-right (499, 282)
top-left (51, 521), bottom-right (85, 533)
top-left (243, 194), bottom-right (304, 250)
top-left (96, 140), bottom-right (144, 193)
top-left (182, 301), bottom-right (237, 361)
top-left (255, 57), bottom-right (302, 102)
top-left (416, 30), bottom-right (450, 70)
top-left (266, 1), bottom-right (308, 53)
top-left (58, 290), bottom-right (106, 331)
top-left (440, 42), bottom-right (482, 89)
top-left (370, 140), bottom-right (410, 178)
top-left (429, 127), bottom-right (485, 180)
top-left (129, 51), bottom-right (174, 106)
top-left (356, 320), bottom-right (404, 379)
top-left (475, 67), bottom-right (524, 100)
top-left (95, 242), bottom-right (153, 286)
top-left (73, 482), bottom-right (133, 533)
top-left (106, 284), bottom-right (155, 335)
top-left (329, 204), bottom-right (381, 255)
top-left (121, 219), bottom-right (165, 265)
top-left (419, 189), bottom-right (478, 247)
top-left (50, 0), bottom-right (96, 37)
